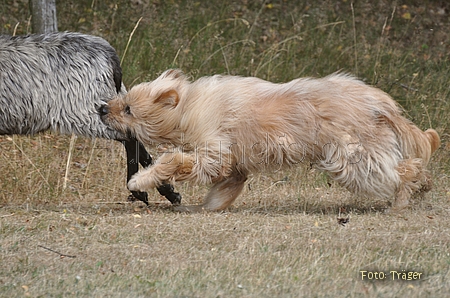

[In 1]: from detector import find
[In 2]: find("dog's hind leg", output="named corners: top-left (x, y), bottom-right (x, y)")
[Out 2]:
top-left (122, 140), bottom-right (181, 205)
top-left (392, 158), bottom-right (431, 211)
top-left (175, 173), bottom-right (248, 212)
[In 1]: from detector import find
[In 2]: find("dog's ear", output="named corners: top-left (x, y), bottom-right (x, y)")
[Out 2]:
top-left (160, 69), bottom-right (185, 80)
top-left (154, 89), bottom-right (179, 108)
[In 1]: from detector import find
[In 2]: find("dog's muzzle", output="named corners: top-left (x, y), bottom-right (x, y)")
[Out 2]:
top-left (99, 104), bottom-right (110, 117)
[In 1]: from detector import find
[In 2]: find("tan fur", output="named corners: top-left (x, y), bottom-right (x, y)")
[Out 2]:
top-left (101, 69), bottom-right (440, 212)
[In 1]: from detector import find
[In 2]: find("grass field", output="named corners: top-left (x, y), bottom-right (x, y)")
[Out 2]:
top-left (1, 0), bottom-right (450, 297)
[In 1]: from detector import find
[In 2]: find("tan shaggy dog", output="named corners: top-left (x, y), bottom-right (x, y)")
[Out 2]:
top-left (100, 69), bottom-right (440, 212)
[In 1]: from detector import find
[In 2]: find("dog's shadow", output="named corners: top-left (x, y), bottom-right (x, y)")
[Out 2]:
top-left (231, 192), bottom-right (432, 216)
top-left (231, 199), bottom-right (391, 216)
top-left (132, 185), bottom-right (434, 216)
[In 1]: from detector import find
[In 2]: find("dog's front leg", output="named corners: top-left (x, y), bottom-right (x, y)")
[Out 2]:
top-left (136, 141), bottom-right (182, 205)
top-left (122, 140), bottom-right (182, 205)
top-left (128, 152), bottom-right (196, 192)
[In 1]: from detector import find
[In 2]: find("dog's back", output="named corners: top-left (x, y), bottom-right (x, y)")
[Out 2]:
top-left (0, 32), bottom-right (124, 139)
top-left (184, 74), bottom-right (403, 157)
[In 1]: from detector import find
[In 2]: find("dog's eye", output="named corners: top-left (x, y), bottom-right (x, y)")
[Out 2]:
top-left (124, 105), bottom-right (131, 115)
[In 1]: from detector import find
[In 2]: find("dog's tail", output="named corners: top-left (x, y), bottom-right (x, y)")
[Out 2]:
top-left (391, 118), bottom-right (440, 165)
top-left (424, 128), bottom-right (441, 154)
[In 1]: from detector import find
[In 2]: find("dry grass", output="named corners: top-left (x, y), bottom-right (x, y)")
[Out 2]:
top-left (1, 134), bottom-right (449, 297)
top-left (1, 0), bottom-right (450, 297)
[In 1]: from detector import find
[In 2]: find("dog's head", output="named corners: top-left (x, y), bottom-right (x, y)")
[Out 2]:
top-left (100, 69), bottom-right (188, 145)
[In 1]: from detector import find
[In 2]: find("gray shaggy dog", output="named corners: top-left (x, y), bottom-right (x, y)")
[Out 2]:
top-left (0, 32), bottom-right (180, 205)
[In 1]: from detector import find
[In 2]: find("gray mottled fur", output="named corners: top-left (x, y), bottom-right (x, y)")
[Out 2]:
top-left (0, 31), bottom-right (182, 205)
top-left (0, 32), bottom-right (125, 139)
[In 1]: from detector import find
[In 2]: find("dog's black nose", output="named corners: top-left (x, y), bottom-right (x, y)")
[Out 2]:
top-left (99, 104), bottom-right (109, 116)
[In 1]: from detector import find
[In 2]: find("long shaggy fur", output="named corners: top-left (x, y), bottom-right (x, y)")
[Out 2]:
top-left (0, 32), bottom-right (124, 138)
top-left (0, 32), bottom-right (180, 205)
top-left (100, 69), bottom-right (440, 212)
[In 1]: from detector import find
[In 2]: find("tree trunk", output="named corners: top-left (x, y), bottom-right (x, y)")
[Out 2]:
top-left (29, 0), bottom-right (58, 34)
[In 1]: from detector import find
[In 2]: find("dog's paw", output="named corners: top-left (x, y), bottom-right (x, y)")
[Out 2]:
top-left (128, 171), bottom-right (157, 192)
top-left (127, 176), bottom-right (140, 191)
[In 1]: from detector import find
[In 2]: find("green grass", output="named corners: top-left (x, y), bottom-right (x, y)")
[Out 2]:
top-left (1, 0), bottom-right (450, 297)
